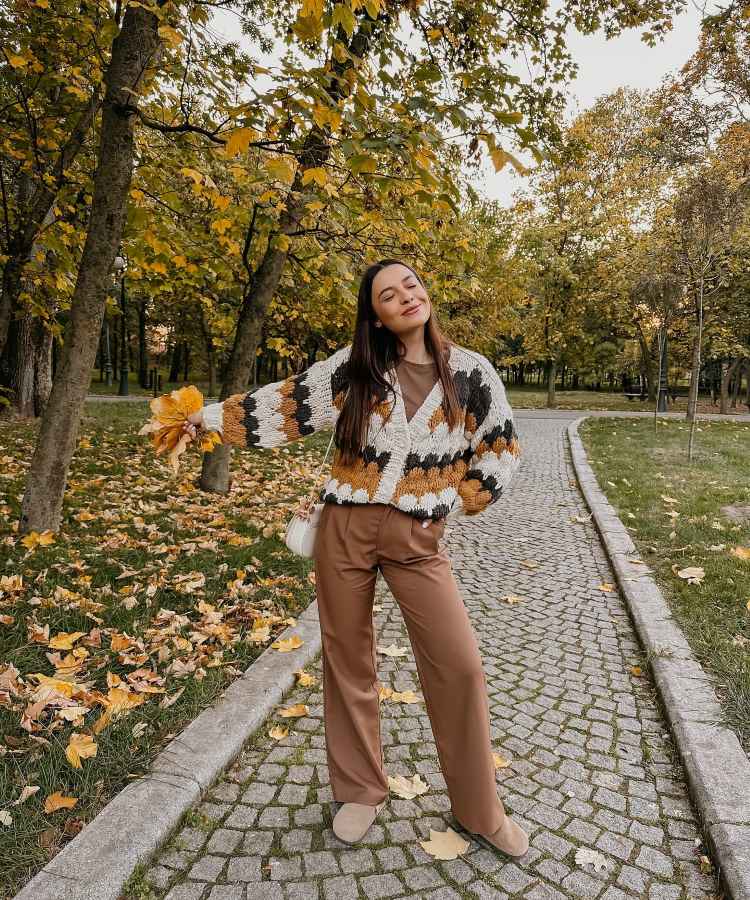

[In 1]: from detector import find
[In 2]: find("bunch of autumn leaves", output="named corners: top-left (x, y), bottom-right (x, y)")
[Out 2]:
top-left (139, 386), bottom-right (221, 472)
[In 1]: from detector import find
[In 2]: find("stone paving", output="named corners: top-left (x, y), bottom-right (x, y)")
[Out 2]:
top-left (143, 412), bottom-right (722, 900)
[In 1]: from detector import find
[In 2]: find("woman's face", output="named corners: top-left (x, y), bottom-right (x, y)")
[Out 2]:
top-left (371, 263), bottom-right (431, 336)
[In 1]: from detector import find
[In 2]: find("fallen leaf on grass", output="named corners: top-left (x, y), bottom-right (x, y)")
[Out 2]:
top-left (673, 566), bottom-right (705, 585)
top-left (575, 846), bottom-right (608, 871)
top-left (0, 811), bottom-right (12, 827)
top-left (44, 792), bottom-right (78, 813)
top-left (419, 826), bottom-right (470, 860)
top-left (271, 635), bottom-right (303, 652)
top-left (159, 686), bottom-right (186, 708)
top-left (20, 531), bottom-right (56, 550)
top-left (278, 703), bottom-right (309, 718)
top-left (48, 631), bottom-right (86, 650)
top-left (13, 785), bottom-right (40, 805)
top-left (388, 773), bottom-right (429, 799)
top-left (629, 666), bottom-right (643, 677)
top-left (730, 546), bottom-right (750, 562)
top-left (65, 732), bottom-right (97, 769)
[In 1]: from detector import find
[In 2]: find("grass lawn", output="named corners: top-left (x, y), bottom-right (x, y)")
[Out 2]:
top-left (579, 417), bottom-right (750, 754)
top-left (507, 385), bottom-right (750, 415)
top-left (0, 402), bottom-right (331, 897)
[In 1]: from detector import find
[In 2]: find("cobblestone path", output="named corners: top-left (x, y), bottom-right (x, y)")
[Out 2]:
top-left (145, 413), bottom-right (721, 900)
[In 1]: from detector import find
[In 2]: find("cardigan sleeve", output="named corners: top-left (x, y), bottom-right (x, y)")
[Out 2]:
top-left (201, 345), bottom-right (351, 449)
top-left (447, 356), bottom-right (521, 520)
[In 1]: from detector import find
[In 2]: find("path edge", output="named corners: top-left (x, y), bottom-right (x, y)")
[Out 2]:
top-left (13, 598), bottom-right (324, 900)
top-left (567, 416), bottom-right (750, 900)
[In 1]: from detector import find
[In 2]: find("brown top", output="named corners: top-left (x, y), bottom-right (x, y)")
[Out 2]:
top-left (395, 357), bottom-right (439, 422)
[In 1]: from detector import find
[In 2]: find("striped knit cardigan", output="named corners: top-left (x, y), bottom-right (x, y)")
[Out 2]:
top-left (201, 342), bottom-right (521, 523)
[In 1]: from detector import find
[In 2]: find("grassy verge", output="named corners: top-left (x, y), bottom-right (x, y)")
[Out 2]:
top-left (507, 386), bottom-right (750, 414)
top-left (0, 402), bottom-right (330, 898)
top-left (579, 417), bottom-right (750, 754)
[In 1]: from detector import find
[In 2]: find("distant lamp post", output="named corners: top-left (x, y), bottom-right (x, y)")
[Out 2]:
top-left (113, 253), bottom-right (129, 396)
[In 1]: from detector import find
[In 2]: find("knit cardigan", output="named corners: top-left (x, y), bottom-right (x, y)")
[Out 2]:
top-left (201, 342), bottom-right (521, 523)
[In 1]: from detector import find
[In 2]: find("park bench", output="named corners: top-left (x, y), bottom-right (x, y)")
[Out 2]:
top-left (622, 392), bottom-right (647, 401)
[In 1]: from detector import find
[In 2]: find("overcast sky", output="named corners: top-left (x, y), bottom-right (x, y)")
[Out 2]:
top-left (210, 2), bottom-right (708, 206)
top-left (478, 2), bottom-right (707, 204)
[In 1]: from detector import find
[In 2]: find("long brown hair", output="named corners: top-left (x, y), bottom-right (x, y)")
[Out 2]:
top-left (334, 258), bottom-right (463, 465)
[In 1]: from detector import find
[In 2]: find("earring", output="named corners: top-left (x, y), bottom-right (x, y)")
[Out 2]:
top-left (374, 321), bottom-right (382, 327)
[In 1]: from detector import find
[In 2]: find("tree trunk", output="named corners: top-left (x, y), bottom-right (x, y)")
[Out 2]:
top-left (686, 319), bottom-right (702, 423)
top-left (720, 357), bottom-right (742, 414)
top-left (138, 297), bottom-right (148, 388)
top-left (182, 339), bottom-right (189, 381)
top-left (546, 359), bottom-right (557, 409)
top-left (0, 313), bottom-right (54, 417)
top-left (686, 279), bottom-right (705, 461)
top-left (19, 4), bottom-right (165, 534)
top-left (199, 15), bottom-right (379, 494)
top-left (0, 91), bottom-right (102, 357)
top-left (634, 324), bottom-right (657, 402)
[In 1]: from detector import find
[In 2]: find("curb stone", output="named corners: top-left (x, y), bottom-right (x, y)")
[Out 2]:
top-left (13, 597), bottom-right (325, 900)
top-left (567, 416), bottom-right (750, 900)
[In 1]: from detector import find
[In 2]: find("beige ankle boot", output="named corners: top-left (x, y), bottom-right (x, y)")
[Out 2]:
top-left (332, 801), bottom-right (386, 843)
top-left (451, 813), bottom-right (529, 859)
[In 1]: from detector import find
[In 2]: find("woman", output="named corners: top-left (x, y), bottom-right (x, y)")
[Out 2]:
top-left (183, 259), bottom-right (528, 859)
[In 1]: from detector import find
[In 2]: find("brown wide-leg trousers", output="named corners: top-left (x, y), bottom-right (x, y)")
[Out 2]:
top-left (313, 500), bottom-right (508, 835)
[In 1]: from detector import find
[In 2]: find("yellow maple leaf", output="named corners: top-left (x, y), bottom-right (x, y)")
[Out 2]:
top-left (271, 635), bottom-right (303, 652)
top-left (294, 669), bottom-right (317, 686)
top-left (44, 792), bottom-right (78, 813)
top-left (93, 687), bottom-right (145, 734)
top-left (268, 724), bottom-right (289, 741)
top-left (730, 546), bottom-right (750, 562)
top-left (65, 732), bottom-right (97, 769)
top-left (278, 703), bottom-right (309, 718)
top-left (139, 386), bottom-right (206, 472)
top-left (493, 752), bottom-right (511, 768)
top-left (419, 827), bottom-right (470, 860)
top-left (20, 530), bottom-right (56, 550)
top-left (388, 773), bottom-right (429, 799)
top-left (48, 631), bottom-right (86, 650)
top-left (224, 127), bottom-right (255, 157)
top-left (390, 689), bottom-right (422, 704)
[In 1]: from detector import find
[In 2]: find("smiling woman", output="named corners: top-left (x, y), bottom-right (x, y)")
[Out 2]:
top-left (181, 257), bottom-right (528, 858)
